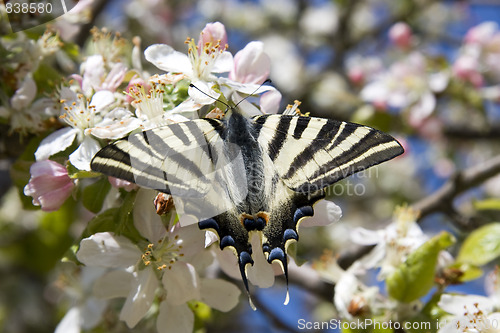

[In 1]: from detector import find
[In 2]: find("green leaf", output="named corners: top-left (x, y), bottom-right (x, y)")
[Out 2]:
top-left (456, 222), bottom-right (500, 266)
top-left (115, 190), bottom-right (143, 242)
top-left (473, 199), bottom-right (500, 211)
top-left (82, 208), bottom-right (119, 238)
top-left (78, 190), bottom-right (142, 242)
top-left (386, 232), bottom-right (455, 303)
top-left (82, 178), bottom-right (111, 213)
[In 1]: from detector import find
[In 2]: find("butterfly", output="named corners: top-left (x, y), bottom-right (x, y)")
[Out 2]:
top-left (90, 105), bottom-right (404, 302)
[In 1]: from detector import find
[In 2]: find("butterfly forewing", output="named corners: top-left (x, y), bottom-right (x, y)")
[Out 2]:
top-left (253, 115), bottom-right (404, 193)
top-left (91, 118), bottom-right (249, 221)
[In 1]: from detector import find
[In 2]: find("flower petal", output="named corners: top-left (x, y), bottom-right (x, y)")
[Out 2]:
top-left (350, 227), bottom-right (383, 245)
top-left (145, 44), bottom-right (193, 75)
top-left (211, 51), bottom-right (234, 74)
top-left (28, 159), bottom-right (69, 178)
top-left (409, 92), bottom-right (435, 126)
top-left (80, 297), bottom-right (107, 329)
top-left (90, 90), bottom-right (115, 113)
top-left (188, 80), bottom-right (220, 105)
top-left (172, 223), bottom-right (207, 260)
top-left (23, 160), bottom-right (74, 211)
top-left (259, 89), bottom-right (282, 114)
top-left (162, 262), bottom-right (200, 305)
top-left (200, 278), bottom-right (241, 312)
top-left (120, 269), bottom-right (159, 328)
top-left (36, 181), bottom-right (74, 211)
top-left (11, 76), bottom-right (37, 110)
top-left (102, 62), bottom-right (127, 91)
top-left (93, 270), bottom-right (134, 299)
top-left (229, 41), bottom-right (270, 84)
top-left (247, 233), bottom-right (275, 288)
top-left (157, 302), bottom-right (194, 333)
top-left (198, 22), bottom-right (228, 50)
top-left (133, 189), bottom-right (167, 242)
top-left (82, 55), bottom-right (105, 95)
top-left (438, 294), bottom-right (495, 315)
top-left (300, 200), bottom-right (342, 227)
top-left (69, 136), bottom-right (101, 171)
top-left (55, 307), bottom-right (80, 333)
top-left (35, 127), bottom-right (78, 161)
top-left (77, 232), bottom-right (140, 268)
top-left (216, 247), bottom-right (243, 281)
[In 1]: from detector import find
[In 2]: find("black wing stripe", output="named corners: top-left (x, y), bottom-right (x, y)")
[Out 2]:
top-left (292, 117), bottom-right (310, 139)
top-left (282, 120), bottom-right (336, 179)
top-left (267, 116), bottom-right (292, 162)
top-left (169, 123), bottom-right (190, 145)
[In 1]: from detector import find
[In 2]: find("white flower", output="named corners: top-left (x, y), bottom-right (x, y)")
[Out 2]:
top-left (126, 80), bottom-right (191, 129)
top-left (74, 54), bottom-right (127, 96)
top-left (0, 76), bottom-right (54, 135)
top-left (299, 200), bottom-right (342, 227)
top-left (55, 266), bottom-right (108, 333)
top-left (349, 206), bottom-right (428, 279)
top-left (35, 87), bottom-right (136, 171)
top-left (438, 268), bottom-right (500, 333)
top-left (438, 295), bottom-right (500, 333)
top-left (144, 22), bottom-right (233, 105)
top-left (76, 189), bottom-right (240, 332)
top-left (334, 272), bottom-right (384, 320)
top-left (224, 40), bottom-right (282, 115)
top-left (361, 52), bottom-right (448, 127)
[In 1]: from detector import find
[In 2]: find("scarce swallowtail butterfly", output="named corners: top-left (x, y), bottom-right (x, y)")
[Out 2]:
top-left (90, 101), bottom-right (404, 303)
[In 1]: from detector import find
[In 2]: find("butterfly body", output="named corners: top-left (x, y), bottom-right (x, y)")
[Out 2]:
top-left (91, 108), bottom-right (404, 295)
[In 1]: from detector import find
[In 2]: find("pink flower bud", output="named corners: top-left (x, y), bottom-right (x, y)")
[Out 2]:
top-left (24, 160), bottom-right (74, 211)
top-left (198, 22), bottom-right (228, 50)
top-left (389, 22), bottom-right (412, 49)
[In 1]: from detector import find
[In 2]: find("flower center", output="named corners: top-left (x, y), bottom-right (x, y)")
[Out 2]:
top-left (458, 303), bottom-right (497, 332)
top-left (141, 235), bottom-right (184, 271)
top-left (59, 94), bottom-right (96, 131)
top-left (185, 36), bottom-right (227, 81)
top-left (128, 82), bottom-right (166, 123)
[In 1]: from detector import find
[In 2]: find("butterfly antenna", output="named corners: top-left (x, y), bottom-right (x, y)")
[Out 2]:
top-left (189, 80), bottom-right (272, 110)
top-left (189, 83), bottom-right (231, 109)
top-left (234, 79), bottom-right (272, 108)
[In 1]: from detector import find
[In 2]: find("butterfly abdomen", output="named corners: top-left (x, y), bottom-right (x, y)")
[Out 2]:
top-left (225, 111), bottom-right (268, 215)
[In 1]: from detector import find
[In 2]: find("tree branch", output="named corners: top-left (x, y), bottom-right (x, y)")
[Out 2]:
top-left (444, 126), bottom-right (500, 139)
top-left (414, 155), bottom-right (500, 219)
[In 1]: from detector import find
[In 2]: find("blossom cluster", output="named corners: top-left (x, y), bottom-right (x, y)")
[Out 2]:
top-left (3, 9), bottom-right (500, 333)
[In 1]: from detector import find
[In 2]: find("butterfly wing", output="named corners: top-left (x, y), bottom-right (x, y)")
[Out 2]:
top-left (247, 115), bottom-right (403, 290)
top-left (91, 118), bottom-right (248, 221)
top-left (253, 115), bottom-right (404, 193)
